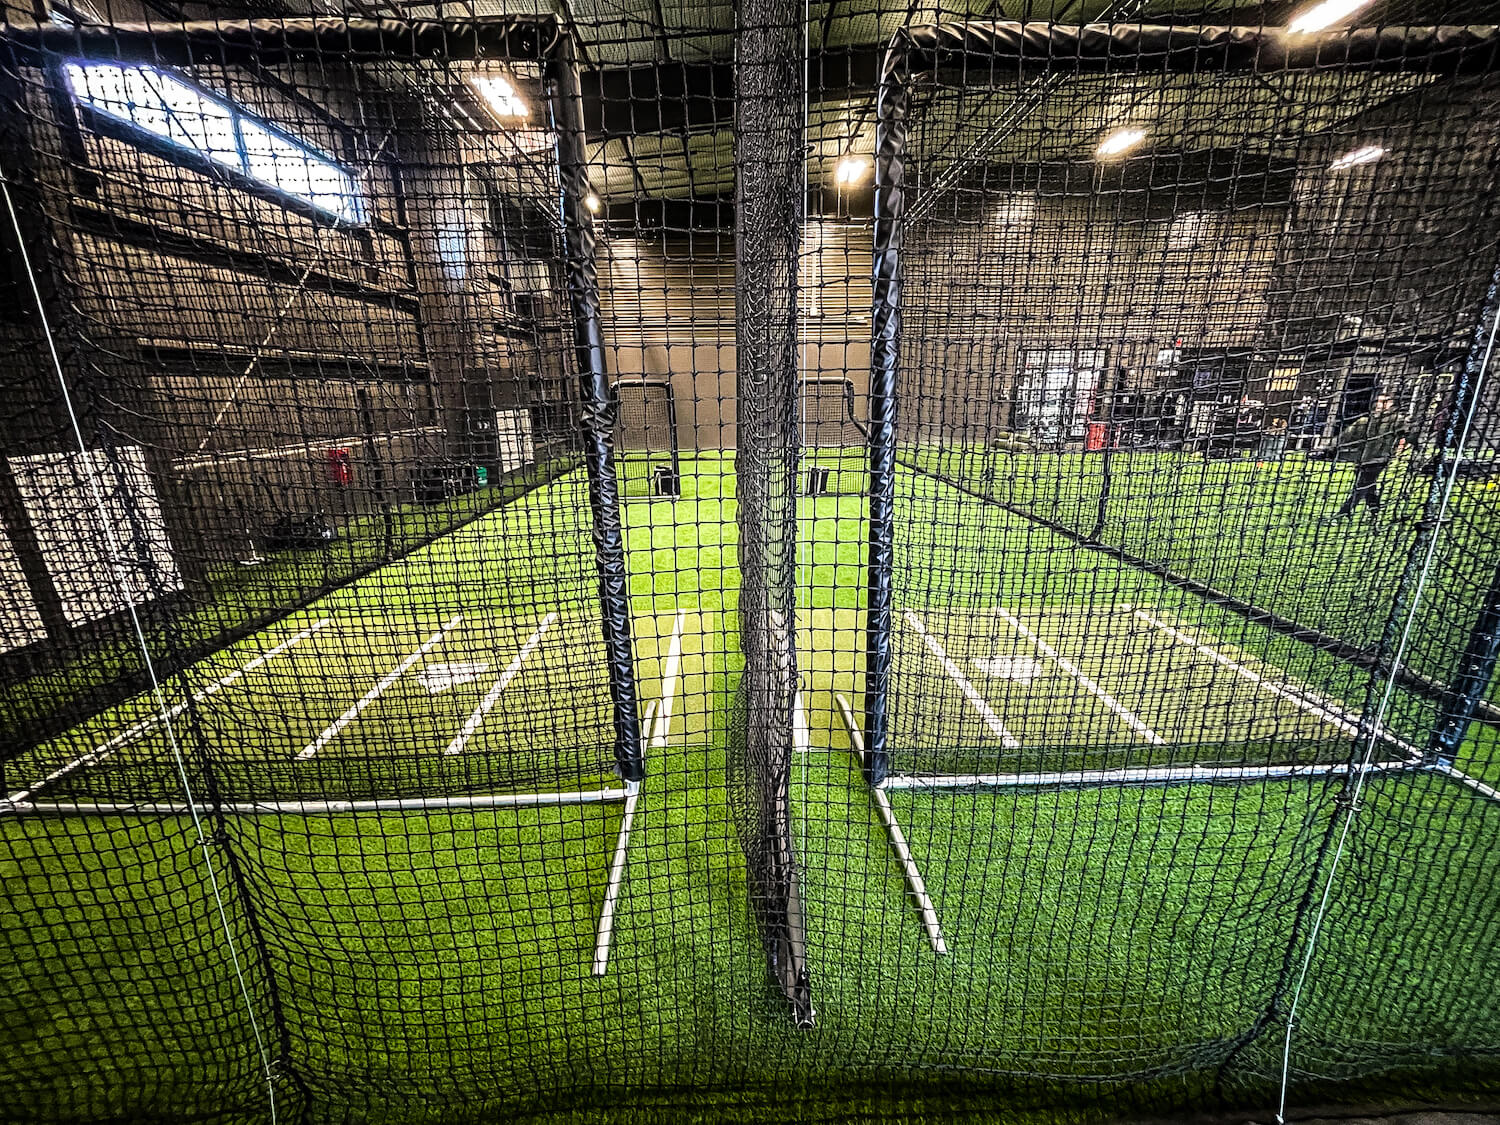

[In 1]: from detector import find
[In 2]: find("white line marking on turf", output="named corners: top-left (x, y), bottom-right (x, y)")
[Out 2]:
top-left (997, 607), bottom-right (1165, 746)
top-left (443, 613), bottom-right (557, 755)
top-left (298, 614), bottom-right (463, 760)
top-left (592, 781), bottom-right (640, 976)
top-left (650, 611), bottom-right (686, 749)
top-left (902, 610), bottom-right (1020, 749)
top-left (8, 618), bottom-right (330, 804)
top-left (970, 655), bottom-right (1043, 684)
top-left (835, 694), bottom-right (946, 954)
top-left (1132, 609), bottom-right (1422, 760)
top-left (418, 661), bottom-right (490, 694)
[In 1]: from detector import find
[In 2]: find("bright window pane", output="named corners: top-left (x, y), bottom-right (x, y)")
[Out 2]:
top-left (68, 61), bottom-right (362, 222)
top-left (153, 72), bottom-right (238, 166)
top-left (240, 119), bottom-right (361, 220)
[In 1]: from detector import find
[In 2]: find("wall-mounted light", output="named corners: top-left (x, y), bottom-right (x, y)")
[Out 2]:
top-left (471, 73), bottom-right (528, 120)
top-left (1329, 144), bottom-right (1385, 171)
top-left (1287, 0), bottom-right (1371, 33)
top-left (1096, 127), bottom-right (1145, 158)
top-left (835, 155), bottom-right (870, 185)
top-left (584, 193), bottom-right (602, 214)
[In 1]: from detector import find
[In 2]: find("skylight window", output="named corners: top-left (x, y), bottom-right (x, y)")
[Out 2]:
top-left (64, 62), bottom-right (363, 222)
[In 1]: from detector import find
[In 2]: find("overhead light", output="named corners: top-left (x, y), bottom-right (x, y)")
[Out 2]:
top-left (471, 73), bottom-right (528, 120)
top-left (1329, 144), bottom-right (1385, 171)
top-left (1096, 127), bottom-right (1145, 158)
top-left (835, 155), bottom-right (869, 185)
top-left (584, 193), bottom-right (602, 214)
top-left (1287, 0), bottom-right (1371, 32)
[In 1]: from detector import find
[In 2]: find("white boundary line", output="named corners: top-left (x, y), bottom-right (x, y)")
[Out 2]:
top-left (1436, 761), bottom-right (1500, 803)
top-left (836, 694), bottom-right (946, 954)
top-left (902, 609), bottom-right (1020, 749)
top-left (298, 614), bottom-right (463, 760)
top-left (444, 613), bottom-right (558, 755)
top-left (650, 610), bottom-right (687, 749)
top-left (5, 787), bottom-right (632, 817)
top-left (592, 780), bottom-right (641, 976)
top-left (8, 618), bottom-right (331, 804)
top-left (997, 606), bottom-right (1165, 746)
top-left (880, 759), bottom-right (1419, 791)
top-left (1133, 608), bottom-right (1422, 760)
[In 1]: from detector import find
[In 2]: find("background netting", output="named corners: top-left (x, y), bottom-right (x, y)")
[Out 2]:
top-left (0, 5), bottom-right (1499, 1125)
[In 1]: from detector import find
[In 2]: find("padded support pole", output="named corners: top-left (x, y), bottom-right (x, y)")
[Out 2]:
top-left (546, 32), bottom-right (644, 783)
top-left (863, 42), bottom-right (908, 788)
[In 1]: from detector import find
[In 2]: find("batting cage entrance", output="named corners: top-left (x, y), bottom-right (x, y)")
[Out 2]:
top-left (2, 8), bottom-right (1500, 1125)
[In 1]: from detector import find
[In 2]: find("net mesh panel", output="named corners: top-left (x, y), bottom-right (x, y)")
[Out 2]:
top-left (730, 0), bottom-right (813, 1025)
top-left (613, 377), bottom-right (680, 496)
top-left (0, 29), bottom-right (624, 806)
top-left (888, 51), bottom-right (1500, 778)
top-left (0, 7), bottom-right (1499, 1125)
top-left (799, 375), bottom-right (869, 495)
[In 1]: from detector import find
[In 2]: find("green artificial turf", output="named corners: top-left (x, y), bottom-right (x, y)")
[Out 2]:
top-left (3, 450), bottom-right (1498, 1123)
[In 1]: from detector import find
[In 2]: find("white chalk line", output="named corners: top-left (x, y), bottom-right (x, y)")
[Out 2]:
top-left (443, 613), bottom-right (558, 755)
top-left (902, 609), bottom-right (1020, 749)
top-left (9, 618), bottom-right (330, 804)
top-left (298, 614), bottom-right (463, 760)
top-left (997, 607), bottom-right (1165, 746)
top-left (650, 610), bottom-right (686, 749)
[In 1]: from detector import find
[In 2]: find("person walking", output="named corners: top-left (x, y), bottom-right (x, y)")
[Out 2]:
top-left (1324, 392), bottom-right (1404, 522)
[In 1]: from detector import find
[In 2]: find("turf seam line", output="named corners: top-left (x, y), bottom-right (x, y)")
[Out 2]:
top-left (902, 609), bottom-right (1020, 748)
top-left (298, 613), bottom-right (462, 760)
top-left (7, 618), bottom-right (330, 805)
top-left (997, 606), bottom-right (1166, 746)
top-left (444, 613), bottom-right (558, 755)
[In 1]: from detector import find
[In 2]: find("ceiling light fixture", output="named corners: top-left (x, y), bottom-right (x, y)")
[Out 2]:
top-left (584, 193), bottom-right (602, 214)
top-left (835, 155), bottom-right (869, 185)
top-left (1329, 144), bottom-right (1385, 171)
top-left (471, 73), bottom-right (528, 120)
top-left (1096, 127), bottom-right (1145, 158)
top-left (1286, 0), bottom-right (1371, 33)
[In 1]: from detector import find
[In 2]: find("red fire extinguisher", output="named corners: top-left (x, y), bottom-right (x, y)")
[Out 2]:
top-left (326, 447), bottom-right (352, 486)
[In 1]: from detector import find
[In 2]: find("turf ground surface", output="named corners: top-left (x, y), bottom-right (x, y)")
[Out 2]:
top-left (3, 450), bottom-right (1498, 1123)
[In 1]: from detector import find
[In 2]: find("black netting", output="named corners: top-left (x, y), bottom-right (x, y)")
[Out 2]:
top-left (729, 0), bottom-right (813, 1026)
top-left (2, 7), bottom-right (1499, 1125)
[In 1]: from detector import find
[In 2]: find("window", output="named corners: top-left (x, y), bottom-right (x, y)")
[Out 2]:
top-left (64, 62), bottom-right (363, 222)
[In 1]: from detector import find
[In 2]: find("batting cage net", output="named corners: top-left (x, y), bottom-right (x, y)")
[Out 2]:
top-left (1, 5), bottom-right (1499, 1124)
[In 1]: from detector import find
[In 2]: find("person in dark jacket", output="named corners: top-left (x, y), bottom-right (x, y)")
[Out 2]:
top-left (1325, 393), bottom-right (1404, 521)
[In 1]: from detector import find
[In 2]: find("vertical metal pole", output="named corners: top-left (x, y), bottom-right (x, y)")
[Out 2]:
top-left (545, 32), bottom-right (643, 783)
